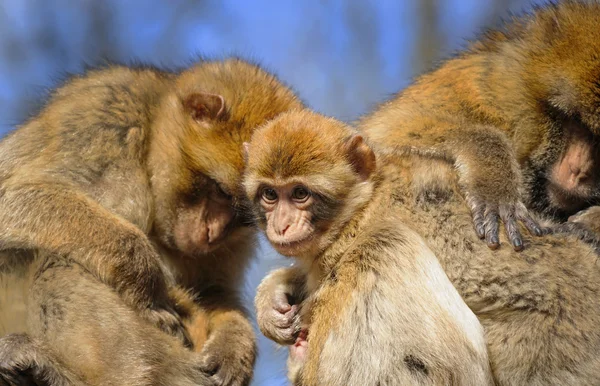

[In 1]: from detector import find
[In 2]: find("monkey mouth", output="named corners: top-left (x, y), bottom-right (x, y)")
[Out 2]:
top-left (271, 237), bottom-right (312, 256)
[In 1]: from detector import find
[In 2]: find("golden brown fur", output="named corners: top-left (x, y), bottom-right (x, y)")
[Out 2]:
top-left (358, 1), bottom-right (600, 249)
top-left (0, 59), bottom-right (302, 385)
top-left (247, 110), bottom-right (493, 386)
top-left (256, 110), bottom-right (600, 386)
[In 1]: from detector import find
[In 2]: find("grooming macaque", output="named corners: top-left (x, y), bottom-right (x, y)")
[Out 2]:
top-left (245, 110), bottom-right (494, 386)
top-left (255, 110), bottom-right (600, 385)
top-left (1, 252), bottom-right (214, 386)
top-left (358, 1), bottom-right (600, 250)
top-left (0, 58), bottom-right (302, 385)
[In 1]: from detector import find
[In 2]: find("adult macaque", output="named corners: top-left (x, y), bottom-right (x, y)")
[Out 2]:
top-left (254, 110), bottom-right (600, 386)
top-left (357, 1), bottom-right (600, 250)
top-left (0, 58), bottom-right (302, 385)
top-left (1, 253), bottom-right (215, 386)
top-left (245, 110), bottom-right (493, 386)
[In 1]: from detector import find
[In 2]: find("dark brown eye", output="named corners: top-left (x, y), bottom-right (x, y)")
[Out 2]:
top-left (261, 187), bottom-right (278, 202)
top-left (291, 186), bottom-right (310, 202)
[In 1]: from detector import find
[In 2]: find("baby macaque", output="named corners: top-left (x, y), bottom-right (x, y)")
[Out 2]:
top-left (244, 110), bottom-right (493, 386)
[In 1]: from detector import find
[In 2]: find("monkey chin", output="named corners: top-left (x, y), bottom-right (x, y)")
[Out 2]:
top-left (270, 238), bottom-right (315, 258)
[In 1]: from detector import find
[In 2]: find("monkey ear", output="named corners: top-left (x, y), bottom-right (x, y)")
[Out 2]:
top-left (183, 92), bottom-right (226, 121)
top-left (345, 135), bottom-right (376, 181)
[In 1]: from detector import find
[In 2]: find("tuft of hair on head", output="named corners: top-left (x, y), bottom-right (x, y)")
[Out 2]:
top-left (243, 109), bottom-right (376, 201)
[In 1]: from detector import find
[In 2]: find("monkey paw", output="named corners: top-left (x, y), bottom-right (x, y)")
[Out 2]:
top-left (568, 206), bottom-right (600, 235)
top-left (551, 220), bottom-right (600, 254)
top-left (141, 307), bottom-right (193, 348)
top-left (467, 195), bottom-right (545, 251)
top-left (258, 300), bottom-right (301, 345)
top-left (198, 334), bottom-right (255, 386)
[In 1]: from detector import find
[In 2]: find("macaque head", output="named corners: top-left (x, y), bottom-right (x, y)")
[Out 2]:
top-left (516, 2), bottom-right (600, 219)
top-left (243, 110), bottom-right (376, 259)
top-left (149, 59), bottom-right (302, 257)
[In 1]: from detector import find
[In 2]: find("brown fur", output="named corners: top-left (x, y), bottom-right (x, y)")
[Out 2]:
top-left (358, 1), bottom-right (600, 249)
top-left (0, 59), bottom-right (302, 385)
top-left (247, 110), bottom-right (493, 386)
top-left (256, 110), bottom-right (600, 386)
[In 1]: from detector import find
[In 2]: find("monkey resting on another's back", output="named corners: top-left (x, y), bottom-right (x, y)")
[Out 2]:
top-left (358, 1), bottom-right (600, 250)
top-left (254, 110), bottom-right (600, 386)
top-left (245, 110), bottom-right (493, 386)
top-left (0, 58), bottom-right (303, 385)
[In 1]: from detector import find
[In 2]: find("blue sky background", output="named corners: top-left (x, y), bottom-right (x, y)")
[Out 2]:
top-left (0, 1), bottom-right (545, 384)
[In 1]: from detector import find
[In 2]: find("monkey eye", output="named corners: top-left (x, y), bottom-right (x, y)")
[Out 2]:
top-left (261, 187), bottom-right (278, 203)
top-left (291, 186), bottom-right (311, 202)
top-left (215, 183), bottom-right (232, 200)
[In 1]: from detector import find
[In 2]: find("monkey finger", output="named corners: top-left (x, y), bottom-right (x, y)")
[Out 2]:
top-left (505, 219), bottom-right (524, 252)
top-left (144, 308), bottom-right (193, 348)
top-left (272, 326), bottom-right (299, 345)
top-left (201, 357), bottom-right (246, 386)
top-left (467, 197), bottom-right (486, 239)
top-left (472, 207), bottom-right (486, 239)
top-left (273, 300), bottom-right (292, 314)
top-left (520, 214), bottom-right (544, 237)
top-left (271, 311), bottom-right (295, 328)
top-left (483, 208), bottom-right (500, 249)
top-left (515, 203), bottom-right (544, 237)
top-left (500, 205), bottom-right (524, 251)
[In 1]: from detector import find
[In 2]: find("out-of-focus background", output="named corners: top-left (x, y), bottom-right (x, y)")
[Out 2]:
top-left (0, 0), bottom-right (544, 384)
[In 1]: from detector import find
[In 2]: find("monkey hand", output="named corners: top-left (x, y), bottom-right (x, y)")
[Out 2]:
top-left (547, 207), bottom-right (600, 253)
top-left (113, 234), bottom-right (192, 347)
top-left (256, 287), bottom-right (301, 345)
top-left (198, 328), bottom-right (256, 386)
top-left (568, 206), bottom-right (600, 236)
top-left (465, 185), bottom-right (543, 252)
top-left (140, 306), bottom-right (193, 348)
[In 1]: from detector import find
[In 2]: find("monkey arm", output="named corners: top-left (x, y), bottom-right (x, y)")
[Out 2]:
top-left (362, 113), bottom-right (543, 251)
top-left (0, 180), bottom-right (192, 343)
top-left (0, 180), bottom-right (165, 307)
top-left (255, 265), bottom-right (307, 345)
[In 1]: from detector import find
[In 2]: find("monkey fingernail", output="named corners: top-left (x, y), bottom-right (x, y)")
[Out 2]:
top-left (487, 242), bottom-right (500, 250)
top-left (512, 239), bottom-right (524, 252)
top-left (475, 225), bottom-right (485, 239)
top-left (486, 235), bottom-right (500, 250)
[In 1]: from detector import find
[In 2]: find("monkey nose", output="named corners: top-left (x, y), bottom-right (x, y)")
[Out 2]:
top-left (280, 224), bottom-right (290, 235)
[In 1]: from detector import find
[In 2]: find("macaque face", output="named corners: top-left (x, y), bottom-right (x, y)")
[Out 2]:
top-left (257, 182), bottom-right (317, 256)
top-left (545, 117), bottom-right (600, 216)
top-left (152, 90), bottom-right (255, 257)
top-left (173, 175), bottom-right (240, 256)
top-left (243, 110), bottom-right (377, 259)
